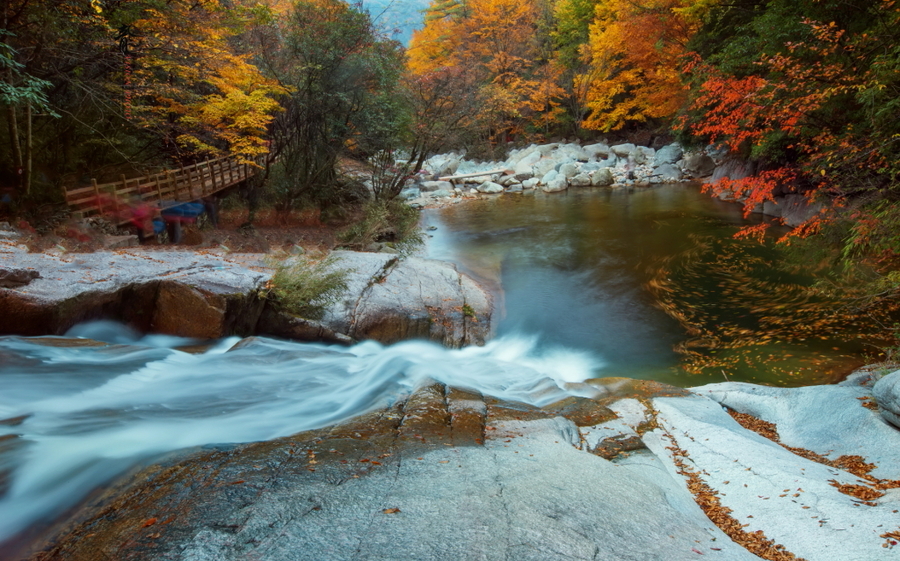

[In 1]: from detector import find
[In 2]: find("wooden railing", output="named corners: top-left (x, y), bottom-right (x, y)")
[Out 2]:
top-left (63, 156), bottom-right (258, 218)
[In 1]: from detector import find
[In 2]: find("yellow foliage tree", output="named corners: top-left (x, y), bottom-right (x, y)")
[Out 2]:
top-left (580, 0), bottom-right (701, 131)
top-left (124, 0), bottom-right (285, 162)
top-left (408, 0), bottom-right (566, 140)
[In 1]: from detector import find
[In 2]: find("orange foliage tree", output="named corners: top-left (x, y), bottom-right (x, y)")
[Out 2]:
top-left (683, 1), bottom-right (900, 246)
top-left (580, 0), bottom-right (702, 132)
top-left (408, 0), bottom-right (566, 143)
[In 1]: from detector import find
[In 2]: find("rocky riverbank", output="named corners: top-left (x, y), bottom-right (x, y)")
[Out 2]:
top-left (405, 142), bottom-right (822, 227)
top-left (16, 359), bottom-right (900, 561)
top-left (0, 241), bottom-right (491, 348)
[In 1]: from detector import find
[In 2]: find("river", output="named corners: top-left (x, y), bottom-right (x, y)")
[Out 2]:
top-left (0, 183), bottom-right (892, 553)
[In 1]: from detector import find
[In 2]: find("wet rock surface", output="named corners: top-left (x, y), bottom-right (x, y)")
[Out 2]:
top-left (0, 245), bottom-right (491, 347)
top-left (23, 379), bottom-right (755, 561)
top-left (17, 368), bottom-right (900, 561)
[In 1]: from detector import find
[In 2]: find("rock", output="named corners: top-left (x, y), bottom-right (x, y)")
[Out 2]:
top-left (513, 151), bottom-right (541, 178)
top-left (498, 175), bottom-right (518, 187)
top-left (0, 247), bottom-right (491, 348)
top-left (583, 142), bottom-right (610, 160)
top-left (429, 189), bottom-right (454, 198)
top-left (536, 142), bottom-right (559, 156)
top-left (653, 143), bottom-right (683, 166)
top-left (542, 176), bottom-right (568, 193)
top-left (570, 173), bottom-right (592, 187)
top-left (591, 168), bottom-right (614, 186)
top-left (652, 380), bottom-right (900, 561)
top-left (682, 152), bottom-right (716, 177)
top-left (651, 164), bottom-right (682, 182)
top-left (420, 180), bottom-right (453, 192)
top-left (610, 143), bottom-right (636, 157)
top-left (557, 143), bottom-right (589, 162)
top-left (780, 194), bottom-right (824, 227)
top-left (532, 157), bottom-right (558, 178)
top-left (710, 159), bottom-right (756, 186)
top-left (632, 146), bottom-right (655, 165)
top-left (873, 370), bottom-right (900, 429)
top-left (477, 181), bottom-right (504, 194)
top-left (762, 198), bottom-right (784, 217)
top-left (426, 154), bottom-right (461, 177)
top-left (0, 267), bottom-right (40, 288)
top-left (0, 248), bottom-right (268, 337)
top-left (522, 178), bottom-right (539, 190)
top-left (506, 183), bottom-right (523, 193)
top-left (399, 188), bottom-right (421, 200)
top-left (541, 169), bottom-right (560, 185)
top-left (320, 252), bottom-right (492, 348)
top-left (35, 382), bottom-right (759, 561)
top-left (557, 161), bottom-right (578, 179)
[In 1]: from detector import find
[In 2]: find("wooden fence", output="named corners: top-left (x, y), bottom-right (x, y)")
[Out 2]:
top-left (63, 156), bottom-right (258, 219)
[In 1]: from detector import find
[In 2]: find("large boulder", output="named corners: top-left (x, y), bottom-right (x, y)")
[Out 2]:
top-left (874, 370), bottom-right (900, 429)
top-left (29, 379), bottom-right (760, 561)
top-left (477, 181), bottom-right (504, 194)
top-left (317, 252), bottom-right (492, 348)
top-left (583, 142), bottom-right (610, 160)
top-left (542, 176), bottom-right (568, 193)
top-left (0, 247), bottom-right (492, 348)
top-left (632, 146), bottom-right (655, 165)
top-left (591, 168), bottom-right (614, 186)
top-left (682, 152), bottom-right (716, 177)
top-left (780, 194), bottom-right (824, 227)
top-left (0, 247), bottom-right (268, 338)
top-left (651, 164), bottom-right (682, 182)
top-left (610, 143), bottom-right (635, 157)
top-left (29, 371), bottom-right (900, 561)
top-left (710, 159), bottom-right (756, 192)
top-left (532, 157), bottom-right (559, 178)
top-left (653, 143), bottom-right (683, 166)
top-left (541, 169), bottom-right (560, 185)
top-left (570, 173), bottom-right (592, 187)
top-left (557, 161), bottom-right (578, 179)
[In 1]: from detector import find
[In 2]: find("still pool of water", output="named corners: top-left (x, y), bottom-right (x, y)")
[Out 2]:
top-left (423, 184), bottom-right (884, 387)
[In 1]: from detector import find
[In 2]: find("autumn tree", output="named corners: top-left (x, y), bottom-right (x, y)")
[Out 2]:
top-left (408, 0), bottom-right (565, 147)
top-left (679, 0), bottom-right (900, 308)
top-left (0, 0), bottom-right (283, 206)
top-left (579, 0), bottom-right (701, 132)
top-left (250, 0), bottom-right (408, 209)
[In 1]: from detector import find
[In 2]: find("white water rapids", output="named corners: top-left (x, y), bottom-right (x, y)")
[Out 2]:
top-left (0, 322), bottom-right (602, 543)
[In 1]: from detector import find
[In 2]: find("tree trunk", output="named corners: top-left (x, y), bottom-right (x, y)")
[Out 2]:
top-left (24, 103), bottom-right (32, 194)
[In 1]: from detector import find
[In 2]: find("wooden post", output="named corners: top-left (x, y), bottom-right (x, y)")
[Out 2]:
top-left (209, 158), bottom-right (219, 194)
top-left (186, 164), bottom-right (197, 200)
top-left (167, 170), bottom-right (177, 201)
top-left (154, 173), bottom-right (163, 202)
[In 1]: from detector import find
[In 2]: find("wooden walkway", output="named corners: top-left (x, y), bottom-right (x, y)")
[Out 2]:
top-left (64, 156), bottom-right (257, 218)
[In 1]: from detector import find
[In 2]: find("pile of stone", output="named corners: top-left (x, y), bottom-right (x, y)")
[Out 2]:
top-left (401, 141), bottom-right (719, 203)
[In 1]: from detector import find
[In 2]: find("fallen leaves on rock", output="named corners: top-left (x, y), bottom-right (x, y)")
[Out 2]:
top-left (728, 409), bottom-right (900, 504)
top-left (382, 508), bottom-right (401, 514)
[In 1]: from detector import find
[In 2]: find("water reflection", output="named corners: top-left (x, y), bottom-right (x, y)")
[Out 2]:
top-left (425, 185), bottom-right (885, 385)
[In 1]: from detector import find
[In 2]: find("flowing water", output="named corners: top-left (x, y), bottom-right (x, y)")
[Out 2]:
top-left (0, 183), bottom-right (894, 550)
top-left (423, 185), bottom-right (888, 386)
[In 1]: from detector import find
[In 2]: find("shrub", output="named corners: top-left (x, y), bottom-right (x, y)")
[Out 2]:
top-left (268, 254), bottom-right (351, 319)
